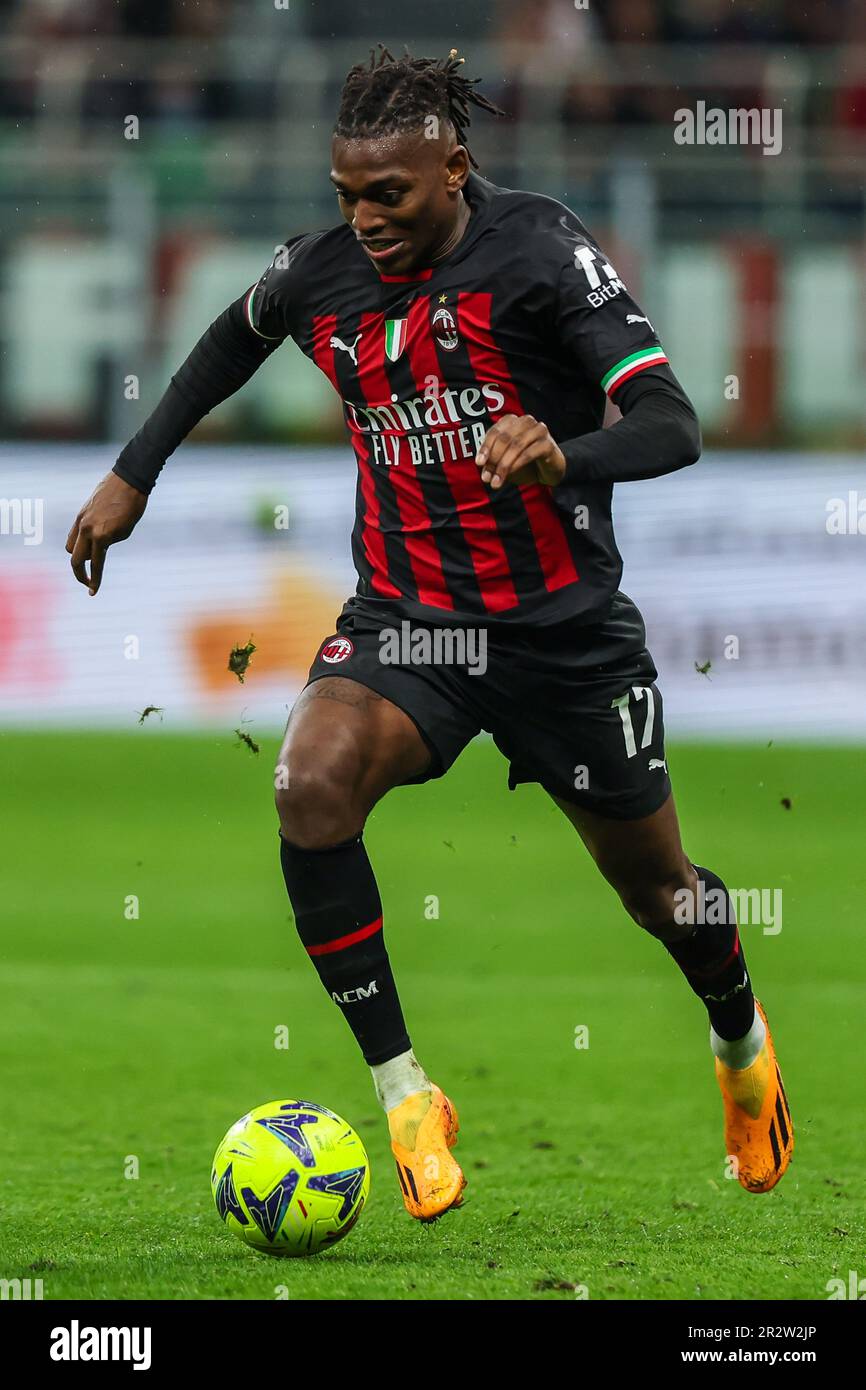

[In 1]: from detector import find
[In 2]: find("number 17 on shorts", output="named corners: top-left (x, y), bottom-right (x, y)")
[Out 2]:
top-left (612, 685), bottom-right (666, 769)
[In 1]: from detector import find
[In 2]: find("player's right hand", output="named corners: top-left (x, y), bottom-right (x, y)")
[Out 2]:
top-left (66, 471), bottom-right (148, 595)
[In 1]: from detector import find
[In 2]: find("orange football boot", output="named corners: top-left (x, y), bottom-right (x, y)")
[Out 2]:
top-left (388, 1084), bottom-right (467, 1221)
top-left (715, 999), bottom-right (794, 1193)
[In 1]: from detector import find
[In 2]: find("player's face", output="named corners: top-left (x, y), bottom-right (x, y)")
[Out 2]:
top-left (330, 129), bottom-right (470, 276)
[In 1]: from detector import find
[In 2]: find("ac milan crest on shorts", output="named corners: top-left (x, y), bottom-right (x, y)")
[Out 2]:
top-left (320, 636), bottom-right (355, 665)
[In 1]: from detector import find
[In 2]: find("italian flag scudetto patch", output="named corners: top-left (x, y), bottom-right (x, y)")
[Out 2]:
top-left (385, 318), bottom-right (408, 361)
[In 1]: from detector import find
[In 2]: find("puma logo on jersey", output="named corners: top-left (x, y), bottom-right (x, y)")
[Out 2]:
top-left (330, 332), bottom-right (363, 366)
top-left (626, 314), bottom-right (654, 330)
top-left (649, 757), bottom-right (667, 771)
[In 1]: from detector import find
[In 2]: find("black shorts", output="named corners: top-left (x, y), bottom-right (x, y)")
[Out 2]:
top-left (305, 592), bottom-right (672, 821)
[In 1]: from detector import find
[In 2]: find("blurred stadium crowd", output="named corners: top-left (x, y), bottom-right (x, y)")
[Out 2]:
top-left (0, 0), bottom-right (863, 130)
top-left (1, 0), bottom-right (858, 43)
top-left (0, 1), bottom-right (863, 445)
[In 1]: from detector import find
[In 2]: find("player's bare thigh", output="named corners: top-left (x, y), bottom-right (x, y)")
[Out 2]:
top-left (552, 791), bottom-right (697, 941)
top-left (275, 677), bottom-right (432, 848)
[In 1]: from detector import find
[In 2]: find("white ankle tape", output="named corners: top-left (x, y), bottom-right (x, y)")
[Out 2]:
top-left (711, 1009), bottom-right (766, 1070)
top-left (371, 1049), bottom-right (432, 1111)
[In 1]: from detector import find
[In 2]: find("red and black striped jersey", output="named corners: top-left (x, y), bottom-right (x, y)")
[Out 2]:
top-left (244, 172), bottom-right (677, 627)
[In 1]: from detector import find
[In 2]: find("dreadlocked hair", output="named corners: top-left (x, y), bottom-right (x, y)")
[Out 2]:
top-left (334, 45), bottom-right (506, 170)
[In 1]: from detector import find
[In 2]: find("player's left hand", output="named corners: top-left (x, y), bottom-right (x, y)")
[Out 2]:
top-left (475, 414), bottom-right (566, 490)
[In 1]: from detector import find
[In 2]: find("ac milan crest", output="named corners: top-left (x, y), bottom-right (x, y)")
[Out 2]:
top-left (432, 306), bottom-right (459, 351)
top-left (321, 636), bottom-right (354, 664)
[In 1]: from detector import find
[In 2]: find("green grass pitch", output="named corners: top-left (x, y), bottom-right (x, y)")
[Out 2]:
top-left (0, 731), bottom-right (863, 1300)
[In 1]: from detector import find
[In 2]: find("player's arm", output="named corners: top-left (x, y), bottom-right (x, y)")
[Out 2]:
top-left (476, 220), bottom-right (700, 490)
top-left (476, 372), bottom-right (700, 490)
top-left (66, 254), bottom-right (295, 595)
top-left (557, 364), bottom-right (701, 485)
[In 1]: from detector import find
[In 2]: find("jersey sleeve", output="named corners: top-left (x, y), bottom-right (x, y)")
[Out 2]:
top-left (242, 232), bottom-right (316, 342)
top-left (546, 211), bottom-right (672, 403)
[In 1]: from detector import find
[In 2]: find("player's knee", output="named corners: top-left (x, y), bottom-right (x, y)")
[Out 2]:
top-left (617, 862), bottom-right (697, 937)
top-left (274, 748), bottom-right (366, 848)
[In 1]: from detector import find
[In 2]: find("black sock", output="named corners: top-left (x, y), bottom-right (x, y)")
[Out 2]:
top-left (278, 830), bottom-right (411, 1066)
top-left (663, 864), bottom-right (756, 1041)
